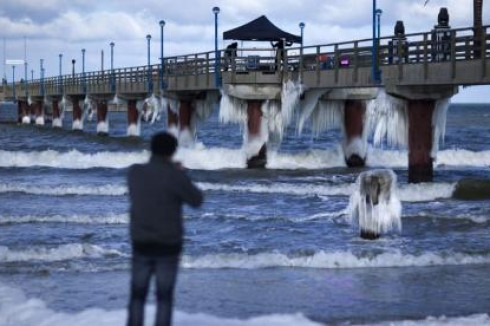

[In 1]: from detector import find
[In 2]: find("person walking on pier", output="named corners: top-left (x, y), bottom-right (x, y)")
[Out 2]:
top-left (126, 132), bottom-right (203, 326)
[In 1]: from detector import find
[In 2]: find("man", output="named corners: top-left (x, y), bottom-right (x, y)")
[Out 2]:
top-left (223, 42), bottom-right (238, 71)
top-left (127, 132), bottom-right (203, 326)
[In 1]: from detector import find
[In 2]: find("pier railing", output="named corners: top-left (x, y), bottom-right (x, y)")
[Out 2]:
top-left (3, 24), bottom-right (489, 99)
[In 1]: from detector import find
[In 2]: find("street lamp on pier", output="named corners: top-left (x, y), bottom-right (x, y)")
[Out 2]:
top-left (213, 6), bottom-right (221, 87)
top-left (299, 22), bottom-right (305, 79)
top-left (110, 42), bottom-right (115, 93)
top-left (40, 59), bottom-right (45, 96)
top-left (146, 34), bottom-right (153, 93)
top-left (159, 20), bottom-right (166, 91)
top-left (372, 0), bottom-right (382, 83)
top-left (82, 48), bottom-right (86, 94)
top-left (72, 59), bottom-right (76, 79)
top-left (59, 53), bottom-right (63, 93)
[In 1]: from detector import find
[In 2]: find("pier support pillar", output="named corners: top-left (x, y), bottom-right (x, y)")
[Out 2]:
top-left (178, 100), bottom-right (194, 146)
top-left (246, 100), bottom-right (266, 169)
top-left (52, 99), bottom-right (62, 128)
top-left (71, 96), bottom-right (83, 131)
top-left (96, 100), bottom-right (109, 136)
top-left (34, 100), bottom-right (45, 125)
top-left (167, 104), bottom-right (179, 137)
top-left (343, 100), bottom-right (366, 167)
top-left (18, 101), bottom-right (31, 124)
top-left (408, 100), bottom-right (434, 183)
top-left (127, 99), bottom-right (139, 136)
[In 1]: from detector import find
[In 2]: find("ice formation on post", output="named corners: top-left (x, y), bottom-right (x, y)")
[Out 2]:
top-left (432, 97), bottom-right (450, 158)
top-left (347, 169), bottom-right (402, 240)
top-left (52, 96), bottom-right (67, 128)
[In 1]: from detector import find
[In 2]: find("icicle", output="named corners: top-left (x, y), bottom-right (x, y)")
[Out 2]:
top-left (366, 89), bottom-right (408, 149)
top-left (82, 96), bottom-right (95, 122)
top-left (432, 97), bottom-right (450, 158)
top-left (280, 79), bottom-right (303, 129)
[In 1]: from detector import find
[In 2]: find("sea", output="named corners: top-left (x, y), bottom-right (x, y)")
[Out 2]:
top-left (0, 101), bottom-right (489, 326)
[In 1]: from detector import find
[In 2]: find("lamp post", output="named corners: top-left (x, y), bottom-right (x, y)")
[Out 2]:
top-left (12, 66), bottom-right (15, 99)
top-left (59, 53), bottom-right (63, 93)
top-left (146, 34), bottom-right (152, 93)
top-left (82, 48), bottom-right (86, 94)
top-left (299, 22), bottom-right (305, 79)
top-left (72, 59), bottom-right (76, 78)
top-left (299, 22), bottom-right (305, 47)
top-left (40, 59), bottom-right (45, 96)
top-left (110, 42), bottom-right (115, 93)
top-left (376, 9), bottom-right (382, 40)
top-left (31, 69), bottom-right (34, 83)
top-left (159, 20), bottom-right (166, 91)
top-left (213, 6), bottom-right (221, 87)
top-left (372, 0), bottom-right (381, 83)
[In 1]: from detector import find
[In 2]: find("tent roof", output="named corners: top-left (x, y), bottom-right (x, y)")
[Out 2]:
top-left (223, 15), bottom-right (301, 43)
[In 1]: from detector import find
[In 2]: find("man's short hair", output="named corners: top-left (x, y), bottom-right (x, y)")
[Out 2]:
top-left (151, 132), bottom-right (178, 157)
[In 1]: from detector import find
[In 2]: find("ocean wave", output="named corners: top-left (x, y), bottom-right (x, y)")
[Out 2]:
top-left (0, 181), bottom-right (456, 202)
top-left (362, 314), bottom-right (490, 326)
top-left (0, 282), bottom-right (320, 326)
top-left (0, 244), bottom-right (125, 263)
top-left (0, 213), bottom-right (128, 225)
top-left (181, 250), bottom-right (490, 269)
top-left (1, 147), bottom-right (489, 170)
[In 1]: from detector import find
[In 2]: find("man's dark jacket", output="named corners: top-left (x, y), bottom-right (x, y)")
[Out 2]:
top-left (128, 155), bottom-right (203, 255)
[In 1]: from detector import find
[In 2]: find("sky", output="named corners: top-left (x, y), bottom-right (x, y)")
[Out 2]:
top-left (0, 0), bottom-right (488, 103)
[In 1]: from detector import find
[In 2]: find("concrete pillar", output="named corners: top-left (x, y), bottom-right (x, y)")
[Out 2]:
top-left (167, 104), bottom-right (179, 137)
top-left (343, 100), bottom-right (366, 167)
top-left (178, 100), bottom-right (194, 145)
top-left (96, 100), bottom-right (109, 135)
top-left (34, 100), bottom-right (45, 125)
top-left (71, 96), bottom-right (83, 131)
top-left (408, 100), bottom-right (435, 183)
top-left (18, 101), bottom-right (31, 124)
top-left (246, 100), bottom-right (266, 169)
top-left (52, 99), bottom-right (62, 128)
top-left (127, 99), bottom-right (139, 136)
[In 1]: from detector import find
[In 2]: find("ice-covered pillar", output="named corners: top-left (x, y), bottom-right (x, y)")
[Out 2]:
top-left (34, 100), bottom-right (45, 125)
top-left (96, 100), bottom-right (109, 135)
top-left (408, 100), bottom-right (435, 183)
top-left (71, 96), bottom-right (83, 131)
top-left (52, 99), bottom-right (62, 128)
top-left (178, 100), bottom-right (194, 145)
top-left (343, 100), bottom-right (366, 167)
top-left (246, 100), bottom-right (266, 168)
top-left (386, 84), bottom-right (458, 183)
top-left (127, 99), bottom-right (139, 136)
top-left (18, 100), bottom-right (30, 124)
top-left (167, 104), bottom-right (179, 136)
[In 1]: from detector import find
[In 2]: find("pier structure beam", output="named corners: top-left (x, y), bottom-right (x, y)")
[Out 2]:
top-left (52, 98), bottom-right (62, 128)
top-left (178, 99), bottom-right (194, 146)
top-left (322, 88), bottom-right (379, 168)
top-left (386, 84), bottom-right (458, 183)
top-left (34, 99), bottom-right (45, 125)
top-left (246, 100), bottom-right (266, 169)
top-left (71, 96), bottom-right (84, 131)
top-left (127, 99), bottom-right (139, 136)
top-left (96, 100), bottom-right (109, 136)
top-left (343, 100), bottom-right (367, 167)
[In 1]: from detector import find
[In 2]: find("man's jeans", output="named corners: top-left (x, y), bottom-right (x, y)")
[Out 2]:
top-left (127, 253), bottom-right (179, 326)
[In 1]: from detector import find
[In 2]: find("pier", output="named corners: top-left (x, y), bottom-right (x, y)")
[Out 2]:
top-left (1, 12), bottom-right (489, 182)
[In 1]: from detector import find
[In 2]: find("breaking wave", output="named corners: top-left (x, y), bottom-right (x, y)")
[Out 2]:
top-left (0, 147), bottom-right (489, 170)
top-left (0, 244), bottom-right (125, 263)
top-left (363, 314), bottom-right (490, 326)
top-left (0, 181), bottom-right (456, 202)
top-left (181, 250), bottom-right (490, 269)
top-left (0, 213), bottom-right (128, 225)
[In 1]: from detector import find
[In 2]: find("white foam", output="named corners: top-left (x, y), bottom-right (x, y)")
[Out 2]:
top-left (72, 119), bottom-right (83, 131)
top-left (35, 116), bottom-right (45, 126)
top-left (0, 213), bottom-right (128, 225)
top-left (0, 282), bottom-right (320, 326)
top-left (96, 121), bottom-right (109, 134)
top-left (0, 244), bottom-right (125, 263)
top-left (363, 314), bottom-right (490, 326)
top-left (21, 116), bottom-right (31, 124)
top-left (182, 250), bottom-right (490, 269)
top-left (126, 123), bottom-right (140, 137)
top-left (0, 147), bottom-right (489, 171)
top-left (52, 117), bottom-right (63, 128)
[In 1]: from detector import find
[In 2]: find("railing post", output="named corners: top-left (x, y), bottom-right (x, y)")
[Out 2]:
top-left (450, 30), bottom-right (456, 79)
top-left (282, 49), bottom-right (288, 75)
top-left (195, 54), bottom-right (198, 87)
top-left (353, 41), bottom-right (359, 84)
top-left (416, 43), bottom-right (420, 63)
top-left (423, 33), bottom-right (428, 80)
top-left (482, 26), bottom-right (487, 78)
top-left (465, 37), bottom-right (471, 60)
top-left (397, 39), bottom-right (403, 81)
top-left (206, 53), bottom-right (210, 87)
top-left (315, 46), bottom-right (320, 86)
top-left (299, 44), bottom-right (304, 82)
top-left (334, 44), bottom-right (339, 84)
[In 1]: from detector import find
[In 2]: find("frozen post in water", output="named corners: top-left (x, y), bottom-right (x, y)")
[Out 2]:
top-left (52, 98), bottom-right (62, 128)
top-left (127, 99), bottom-right (140, 136)
top-left (71, 96), bottom-right (84, 131)
top-left (343, 100), bottom-right (367, 167)
top-left (34, 99), bottom-right (44, 125)
top-left (96, 100), bottom-right (109, 136)
top-left (246, 100), bottom-right (266, 168)
top-left (348, 169), bottom-right (402, 240)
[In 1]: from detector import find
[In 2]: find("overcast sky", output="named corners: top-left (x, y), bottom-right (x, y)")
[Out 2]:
top-left (1, 0), bottom-right (488, 102)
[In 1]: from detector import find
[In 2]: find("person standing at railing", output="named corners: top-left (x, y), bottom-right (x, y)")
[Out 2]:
top-left (271, 39), bottom-right (292, 71)
top-left (223, 42), bottom-right (238, 71)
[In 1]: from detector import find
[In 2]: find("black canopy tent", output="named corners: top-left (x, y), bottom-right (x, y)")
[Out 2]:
top-left (223, 15), bottom-right (301, 44)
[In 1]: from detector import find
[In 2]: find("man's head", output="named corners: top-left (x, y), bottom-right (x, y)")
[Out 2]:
top-left (151, 132), bottom-right (178, 158)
